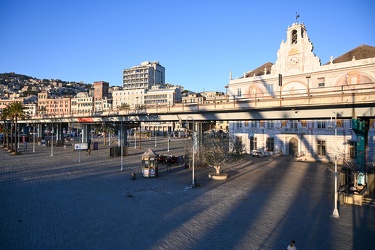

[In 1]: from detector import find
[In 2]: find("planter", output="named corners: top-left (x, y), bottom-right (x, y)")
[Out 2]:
top-left (208, 173), bottom-right (228, 180)
top-left (339, 186), bottom-right (367, 206)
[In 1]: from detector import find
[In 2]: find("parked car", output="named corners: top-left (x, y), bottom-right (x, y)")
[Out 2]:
top-left (252, 150), bottom-right (263, 157)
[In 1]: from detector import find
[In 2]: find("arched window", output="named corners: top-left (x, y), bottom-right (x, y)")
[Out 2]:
top-left (291, 30), bottom-right (297, 44)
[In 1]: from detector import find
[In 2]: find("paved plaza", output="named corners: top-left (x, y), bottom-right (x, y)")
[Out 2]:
top-left (0, 137), bottom-right (374, 249)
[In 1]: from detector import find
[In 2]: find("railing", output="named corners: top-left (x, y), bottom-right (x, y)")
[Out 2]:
top-left (13, 82), bottom-right (375, 119)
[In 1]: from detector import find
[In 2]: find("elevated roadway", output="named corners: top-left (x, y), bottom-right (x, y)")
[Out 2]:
top-left (20, 90), bottom-right (375, 124)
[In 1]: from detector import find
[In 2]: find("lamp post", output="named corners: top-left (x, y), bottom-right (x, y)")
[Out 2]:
top-left (17, 123), bottom-right (20, 149)
top-left (134, 128), bottom-right (137, 149)
top-left (50, 121), bottom-right (54, 157)
top-left (186, 116), bottom-right (195, 187)
top-left (306, 76), bottom-right (311, 104)
top-left (120, 119), bottom-right (124, 171)
top-left (33, 122), bottom-right (35, 153)
top-left (168, 127), bottom-right (170, 152)
top-left (332, 111), bottom-right (340, 218)
top-left (154, 126), bottom-right (157, 147)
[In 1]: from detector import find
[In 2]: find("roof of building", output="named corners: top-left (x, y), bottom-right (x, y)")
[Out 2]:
top-left (243, 62), bottom-right (274, 78)
top-left (324, 44), bottom-right (375, 65)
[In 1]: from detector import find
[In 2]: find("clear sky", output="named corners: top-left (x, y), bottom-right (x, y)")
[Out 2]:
top-left (1, 0), bottom-right (374, 92)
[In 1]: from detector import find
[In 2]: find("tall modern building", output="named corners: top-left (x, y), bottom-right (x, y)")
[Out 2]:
top-left (123, 61), bottom-right (165, 89)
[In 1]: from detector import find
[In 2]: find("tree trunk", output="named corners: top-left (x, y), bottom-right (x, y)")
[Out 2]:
top-left (10, 122), bottom-right (14, 152)
top-left (214, 165), bottom-right (221, 174)
top-left (103, 131), bottom-right (107, 145)
top-left (15, 117), bottom-right (18, 154)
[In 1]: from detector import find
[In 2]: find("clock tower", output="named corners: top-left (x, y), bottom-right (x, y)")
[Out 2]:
top-left (271, 22), bottom-right (321, 76)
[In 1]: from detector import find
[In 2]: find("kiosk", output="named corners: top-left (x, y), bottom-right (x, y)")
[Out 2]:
top-left (141, 148), bottom-right (159, 178)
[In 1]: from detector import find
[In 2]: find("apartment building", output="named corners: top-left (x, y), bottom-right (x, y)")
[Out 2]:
top-left (123, 61), bottom-right (165, 89)
top-left (37, 91), bottom-right (71, 117)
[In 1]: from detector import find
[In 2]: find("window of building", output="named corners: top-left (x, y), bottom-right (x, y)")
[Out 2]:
top-left (317, 120), bottom-right (326, 129)
top-left (267, 121), bottom-right (274, 128)
top-left (318, 77), bottom-right (325, 87)
top-left (250, 136), bottom-right (257, 151)
top-left (266, 84), bottom-right (273, 93)
top-left (349, 142), bottom-right (357, 159)
top-left (317, 140), bottom-right (326, 156)
top-left (237, 88), bottom-right (242, 97)
top-left (291, 120), bottom-right (298, 129)
top-left (266, 137), bottom-right (274, 151)
top-left (251, 121), bottom-right (257, 128)
top-left (291, 30), bottom-right (297, 44)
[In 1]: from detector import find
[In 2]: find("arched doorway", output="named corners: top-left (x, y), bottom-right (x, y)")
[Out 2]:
top-left (289, 138), bottom-right (298, 156)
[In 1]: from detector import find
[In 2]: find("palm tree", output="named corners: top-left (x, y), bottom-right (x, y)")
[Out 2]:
top-left (96, 123), bottom-right (114, 145)
top-left (8, 102), bottom-right (27, 155)
top-left (117, 103), bottom-right (130, 114)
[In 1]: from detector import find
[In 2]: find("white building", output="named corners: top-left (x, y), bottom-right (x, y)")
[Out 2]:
top-left (112, 88), bottom-right (146, 110)
top-left (71, 92), bottom-right (93, 115)
top-left (227, 21), bottom-right (375, 163)
top-left (123, 61), bottom-right (165, 89)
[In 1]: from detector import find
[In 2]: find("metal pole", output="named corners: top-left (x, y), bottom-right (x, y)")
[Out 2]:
top-left (139, 123), bottom-right (141, 149)
top-left (51, 122), bottom-right (54, 157)
top-left (186, 116), bottom-right (195, 187)
top-left (17, 123), bottom-right (20, 149)
top-left (192, 127), bottom-right (195, 187)
top-left (332, 111), bottom-right (339, 218)
top-left (121, 120), bottom-right (123, 171)
top-left (154, 127), bottom-right (157, 147)
top-left (134, 128), bottom-right (136, 149)
top-left (33, 122), bottom-right (35, 153)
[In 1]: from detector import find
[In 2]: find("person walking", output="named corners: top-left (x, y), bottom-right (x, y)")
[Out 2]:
top-left (287, 240), bottom-right (297, 250)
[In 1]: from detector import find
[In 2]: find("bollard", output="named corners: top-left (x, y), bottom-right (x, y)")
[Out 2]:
top-left (131, 173), bottom-right (136, 180)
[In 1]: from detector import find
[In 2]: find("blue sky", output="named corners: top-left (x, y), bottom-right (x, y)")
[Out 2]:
top-left (1, 0), bottom-right (374, 92)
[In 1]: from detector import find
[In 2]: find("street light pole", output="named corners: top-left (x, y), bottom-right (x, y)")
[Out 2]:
top-left (33, 122), bottom-right (35, 153)
top-left (168, 128), bottom-right (170, 152)
top-left (154, 127), bottom-right (157, 147)
top-left (186, 116), bottom-right (195, 187)
top-left (332, 111), bottom-right (340, 218)
top-left (134, 128), bottom-right (137, 149)
top-left (51, 121), bottom-right (54, 157)
top-left (121, 119), bottom-right (123, 171)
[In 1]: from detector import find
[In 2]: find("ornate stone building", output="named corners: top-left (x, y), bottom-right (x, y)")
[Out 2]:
top-left (227, 22), bottom-right (375, 164)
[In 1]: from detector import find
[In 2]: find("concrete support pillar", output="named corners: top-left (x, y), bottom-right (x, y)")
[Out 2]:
top-left (56, 123), bottom-right (64, 146)
top-left (81, 124), bottom-right (91, 149)
top-left (118, 124), bottom-right (128, 147)
top-left (37, 123), bottom-right (44, 142)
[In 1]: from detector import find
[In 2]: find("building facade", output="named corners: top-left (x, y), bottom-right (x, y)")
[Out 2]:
top-left (93, 81), bottom-right (110, 113)
top-left (123, 61), bottom-right (165, 89)
top-left (227, 22), bottom-right (375, 163)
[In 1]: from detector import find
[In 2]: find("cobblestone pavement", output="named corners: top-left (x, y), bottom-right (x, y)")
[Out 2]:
top-left (1, 137), bottom-right (374, 250)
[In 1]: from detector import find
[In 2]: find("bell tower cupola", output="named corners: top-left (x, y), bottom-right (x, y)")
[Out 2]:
top-left (271, 20), bottom-right (321, 76)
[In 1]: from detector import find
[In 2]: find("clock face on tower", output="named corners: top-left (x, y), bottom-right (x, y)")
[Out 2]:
top-left (288, 55), bottom-right (300, 69)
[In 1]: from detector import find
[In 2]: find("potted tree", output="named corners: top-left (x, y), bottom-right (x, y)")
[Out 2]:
top-left (201, 131), bottom-right (244, 180)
